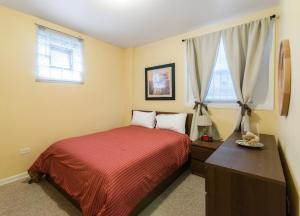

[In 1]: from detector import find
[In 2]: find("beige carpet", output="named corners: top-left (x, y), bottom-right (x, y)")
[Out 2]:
top-left (0, 171), bottom-right (205, 216)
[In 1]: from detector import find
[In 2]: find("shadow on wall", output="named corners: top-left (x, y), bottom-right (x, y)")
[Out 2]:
top-left (278, 142), bottom-right (299, 216)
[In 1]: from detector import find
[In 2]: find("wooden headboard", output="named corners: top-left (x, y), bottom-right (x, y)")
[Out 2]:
top-left (132, 110), bottom-right (193, 136)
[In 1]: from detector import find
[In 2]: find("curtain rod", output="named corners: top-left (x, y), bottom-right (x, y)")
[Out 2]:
top-left (35, 23), bottom-right (83, 40)
top-left (182, 14), bottom-right (277, 42)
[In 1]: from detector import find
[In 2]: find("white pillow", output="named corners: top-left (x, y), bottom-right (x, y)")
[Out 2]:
top-left (155, 113), bottom-right (187, 134)
top-left (131, 111), bottom-right (156, 128)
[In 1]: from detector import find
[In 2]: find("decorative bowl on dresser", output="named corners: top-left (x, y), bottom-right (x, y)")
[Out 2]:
top-left (191, 139), bottom-right (222, 177)
top-left (205, 132), bottom-right (286, 216)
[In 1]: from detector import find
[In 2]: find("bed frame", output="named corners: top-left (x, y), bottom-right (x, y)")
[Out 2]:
top-left (44, 110), bottom-right (193, 216)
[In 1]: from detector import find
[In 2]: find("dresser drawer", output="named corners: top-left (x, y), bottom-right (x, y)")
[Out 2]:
top-left (191, 159), bottom-right (206, 177)
top-left (191, 146), bottom-right (213, 161)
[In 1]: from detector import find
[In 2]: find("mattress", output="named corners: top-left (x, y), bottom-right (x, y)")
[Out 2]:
top-left (29, 125), bottom-right (191, 216)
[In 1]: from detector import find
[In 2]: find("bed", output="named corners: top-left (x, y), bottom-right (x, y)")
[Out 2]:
top-left (28, 111), bottom-right (193, 216)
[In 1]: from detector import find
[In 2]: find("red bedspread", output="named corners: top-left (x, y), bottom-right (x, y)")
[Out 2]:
top-left (29, 126), bottom-right (191, 216)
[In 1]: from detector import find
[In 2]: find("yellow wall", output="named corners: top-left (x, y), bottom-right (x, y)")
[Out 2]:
top-left (0, 6), bottom-right (127, 179)
top-left (123, 48), bottom-right (134, 123)
top-left (278, 0), bottom-right (300, 214)
top-left (130, 7), bottom-right (280, 139)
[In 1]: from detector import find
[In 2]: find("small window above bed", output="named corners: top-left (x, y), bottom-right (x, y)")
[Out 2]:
top-left (35, 25), bottom-right (84, 84)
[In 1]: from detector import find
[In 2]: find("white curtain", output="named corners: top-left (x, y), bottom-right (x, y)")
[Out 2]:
top-left (222, 18), bottom-right (274, 131)
top-left (186, 32), bottom-right (221, 141)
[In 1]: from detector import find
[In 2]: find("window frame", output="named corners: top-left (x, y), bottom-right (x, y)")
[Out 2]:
top-left (34, 25), bottom-right (85, 84)
top-left (49, 45), bottom-right (74, 70)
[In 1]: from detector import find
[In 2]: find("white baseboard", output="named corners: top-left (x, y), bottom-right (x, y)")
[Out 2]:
top-left (0, 172), bottom-right (29, 186)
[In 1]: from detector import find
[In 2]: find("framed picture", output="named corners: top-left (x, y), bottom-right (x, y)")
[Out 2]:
top-left (145, 63), bottom-right (175, 100)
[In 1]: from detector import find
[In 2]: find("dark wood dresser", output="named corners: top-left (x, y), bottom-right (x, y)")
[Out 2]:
top-left (205, 132), bottom-right (286, 216)
top-left (191, 139), bottom-right (222, 177)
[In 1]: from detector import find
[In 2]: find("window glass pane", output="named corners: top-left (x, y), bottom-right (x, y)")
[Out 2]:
top-left (36, 26), bottom-right (84, 83)
top-left (38, 55), bottom-right (49, 67)
top-left (73, 72), bottom-right (82, 82)
top-left (38, 66), bottom-right (50, 78)
top-left (205, 38), bottom-right (237, 102)
top-left (50, 67), bottom-right (62, 80)
top-left (50, 46), bottom-right (72, 69)
top-left (61, 70), bottom-right (73, 81)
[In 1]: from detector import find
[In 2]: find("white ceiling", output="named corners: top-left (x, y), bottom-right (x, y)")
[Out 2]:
top-left (0, 0), bottom-right (278, 48)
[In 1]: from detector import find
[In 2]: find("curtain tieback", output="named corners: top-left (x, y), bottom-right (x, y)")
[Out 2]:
top-left (193, 101), bottom-right (208, 115)
top-left (237, 101), bottom-right (252, 116)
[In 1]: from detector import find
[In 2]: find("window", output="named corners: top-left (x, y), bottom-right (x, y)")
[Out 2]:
top-left (185, 31), bottom-right (275, 110)
top-left (36, 25), bottom-right (84, 83)
top-left (205, 38), bottom-right (236, 102)
top-left (185, 37), bottom-right (237, 106)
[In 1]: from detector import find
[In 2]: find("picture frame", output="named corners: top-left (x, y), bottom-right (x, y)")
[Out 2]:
top-left (278, 40), bottom-right (291, 116)
top-left (145, 63), bottom-right (175, 100)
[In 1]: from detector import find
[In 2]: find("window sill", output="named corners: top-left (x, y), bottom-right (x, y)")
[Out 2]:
top-left (185, 102), bottom-right (274, 111)
top-left (35, 78), bottom-right (84, 85)
top-left (208, 103), bottom-right (238, 109)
